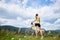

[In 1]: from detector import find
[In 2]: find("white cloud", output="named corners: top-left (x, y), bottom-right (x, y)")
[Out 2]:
top-left (22, 0), bottom-right (28, 7)
top-left (0, 17), bottom-right (19, 27)
top-left (0, 1), bottom-right (59, 19)
top-left (0, 17), bottom-right (33, 28)
top-left (0, 0), bottom-right (60, 30)
top-left (41, 19), bottom-right (60, 30)
top-left (54, 19), bottom-right (60, 24)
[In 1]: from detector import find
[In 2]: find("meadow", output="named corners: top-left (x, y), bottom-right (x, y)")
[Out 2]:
top-left (0, 29), bottom-right (60, 40)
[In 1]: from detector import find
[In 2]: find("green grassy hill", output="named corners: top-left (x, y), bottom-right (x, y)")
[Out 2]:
top-left (0, 29), bottom-right (60, 40)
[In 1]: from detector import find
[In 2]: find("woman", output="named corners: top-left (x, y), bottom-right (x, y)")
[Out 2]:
top-left (32, 13), bottom-right (43, 39)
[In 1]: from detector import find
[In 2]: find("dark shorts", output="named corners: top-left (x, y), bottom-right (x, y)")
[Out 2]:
top-left (35, 23), bottom-right (41, 27)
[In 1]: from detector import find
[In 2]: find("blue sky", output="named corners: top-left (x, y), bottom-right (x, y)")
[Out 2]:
top-left (0, 0), bottom-right (60, 30)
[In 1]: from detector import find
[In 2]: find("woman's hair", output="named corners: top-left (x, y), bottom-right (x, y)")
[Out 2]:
top-left (35, 14), bottom-right (38, 19)
top-left (36, 14), bottom-right (38, 16)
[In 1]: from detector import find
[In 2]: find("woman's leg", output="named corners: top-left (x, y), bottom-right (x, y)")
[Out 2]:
top-left (39, 27), bottom-right (43, 39)
top-left (39, 27), bottom-right (43, 36)
top-left (35, 26), bottom-right (38, 38)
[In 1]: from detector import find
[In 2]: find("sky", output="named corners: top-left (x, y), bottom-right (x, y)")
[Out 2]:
top-left (0, 0), bottom-right (60, 30)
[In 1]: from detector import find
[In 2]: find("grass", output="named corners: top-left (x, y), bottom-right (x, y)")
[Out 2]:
top-left (0, 29), bottom-right (60, 40)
